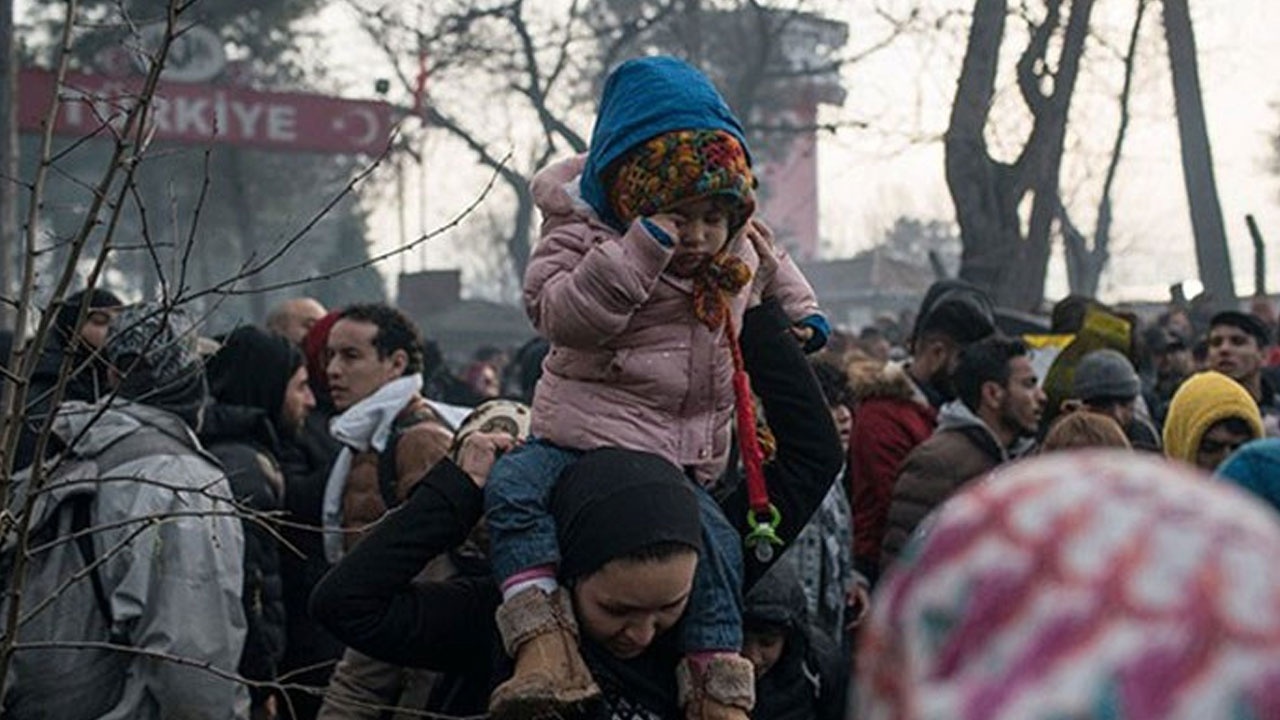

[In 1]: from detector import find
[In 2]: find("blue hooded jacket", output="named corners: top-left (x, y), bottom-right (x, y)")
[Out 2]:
top-left (580, 56), bottom-right (751, 231)
top-left (1217, 438), bottom-right (1280, 514)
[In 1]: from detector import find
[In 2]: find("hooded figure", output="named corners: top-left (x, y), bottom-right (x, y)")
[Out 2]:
top-left (1163, 371), bottom-right (1264, 470)
top-left (858, 450), bottom-right (1280, 720)
top-left (200, 326), bottom-right (313, 708)
top-left (743, 561), bottom-right (831, 720)
top-left (15, 288), bottom-right (123, 469)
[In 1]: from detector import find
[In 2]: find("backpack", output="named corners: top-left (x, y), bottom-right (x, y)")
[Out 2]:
top-left (1, 423), bottom-right (200, 642)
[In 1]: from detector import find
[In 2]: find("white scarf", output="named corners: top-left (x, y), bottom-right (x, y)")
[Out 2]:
top-left (321, 375), bottom-right (423, 563)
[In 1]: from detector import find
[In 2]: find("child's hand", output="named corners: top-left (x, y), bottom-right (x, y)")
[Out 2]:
top-left (455, 431), bottom-right (520, 488)
top-left (645, 213), bottom-right (682, 244)
top-left (790, 324), bottom-right (815, 345)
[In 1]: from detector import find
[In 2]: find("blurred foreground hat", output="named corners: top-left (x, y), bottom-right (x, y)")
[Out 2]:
top-left (858, 450), bottom-right (1280, 720)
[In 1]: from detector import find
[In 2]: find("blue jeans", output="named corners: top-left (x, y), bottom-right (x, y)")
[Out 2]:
top-left (485, 440), bottom-right (743, 652)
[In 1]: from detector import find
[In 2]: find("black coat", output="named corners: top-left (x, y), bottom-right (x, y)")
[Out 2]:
top-left (274, 404), bottom-right (344, 718)
top-left (199, 402), bottom-right (288, 699)
top-left (309, 299), bottom-right (843, 718)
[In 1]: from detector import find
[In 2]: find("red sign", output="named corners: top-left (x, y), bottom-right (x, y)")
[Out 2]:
top-left (19, 67), bottom-right (398, 155)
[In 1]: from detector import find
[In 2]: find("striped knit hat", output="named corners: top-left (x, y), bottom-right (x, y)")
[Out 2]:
top-left (857, 450), bottom-right (1280, 720)
top-left (607, 129), bottom-right (755, 234)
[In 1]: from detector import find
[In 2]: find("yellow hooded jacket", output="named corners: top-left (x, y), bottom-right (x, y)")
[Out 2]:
top-left (1163, 371), bottom-right (1264, 465)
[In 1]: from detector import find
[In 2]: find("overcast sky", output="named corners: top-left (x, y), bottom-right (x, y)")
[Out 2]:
top-left (17, 0), bottom-right (1279, 308)
top-left (327, 0), bottom-right (1280, 306)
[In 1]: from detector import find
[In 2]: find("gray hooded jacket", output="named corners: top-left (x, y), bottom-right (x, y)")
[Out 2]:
top-left (2, 401), bottom-right (248, 719)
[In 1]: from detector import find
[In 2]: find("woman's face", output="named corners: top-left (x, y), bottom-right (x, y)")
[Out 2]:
top-left (572, 550), bottom-right (698, 659)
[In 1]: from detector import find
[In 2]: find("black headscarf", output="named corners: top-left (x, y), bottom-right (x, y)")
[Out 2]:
top-left (551, 448), bottom-right (703, 582)
top-left (206, 326), bottom-right (304, 427)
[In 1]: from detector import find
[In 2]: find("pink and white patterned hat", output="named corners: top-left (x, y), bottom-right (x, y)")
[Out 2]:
top-left (858, 450), bottom-right (1280, 720)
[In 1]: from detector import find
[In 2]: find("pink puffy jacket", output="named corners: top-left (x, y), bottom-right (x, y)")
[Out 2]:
top-left (525, 154), bottom-right (820, 484)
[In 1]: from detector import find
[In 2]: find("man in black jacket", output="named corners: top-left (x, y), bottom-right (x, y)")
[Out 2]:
top-left (202, 325), bottom-right (316, 719)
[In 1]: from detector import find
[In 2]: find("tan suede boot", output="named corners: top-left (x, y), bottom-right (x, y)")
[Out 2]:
top-left (489, 586), bottom-right (601, 720)
top-left (676, 654), bottom-right (756, 720)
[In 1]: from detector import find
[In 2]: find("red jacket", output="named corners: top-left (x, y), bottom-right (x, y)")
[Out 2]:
top-left (848, 363), bottom-right (937, 582)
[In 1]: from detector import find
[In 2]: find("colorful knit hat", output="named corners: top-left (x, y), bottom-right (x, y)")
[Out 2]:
top-left (607, 129), bottom-right (755, 234)
top-left (581, 56), bottom-right (750, 231)
top-left (1162, 371), bottom-right (1264, 465)
top-left (857, 450), bottom-right (1280, 720)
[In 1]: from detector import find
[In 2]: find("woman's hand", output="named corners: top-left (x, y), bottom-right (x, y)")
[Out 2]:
top-left (455, 431), bottom-right (520, 488)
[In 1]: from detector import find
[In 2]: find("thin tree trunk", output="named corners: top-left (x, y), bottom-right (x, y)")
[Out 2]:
top-left (1162, 0), bottom-right (1234, 305)
top-left (0, 0), bottom-right (18, 326)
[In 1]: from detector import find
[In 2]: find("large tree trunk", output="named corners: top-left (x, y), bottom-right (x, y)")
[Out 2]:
top-left (947, 0), bottom-right (1013, 296)
top-left (948, 0), bottom-right (1095, 311)
top-left (1162, 0), bottom-right (1234, 305)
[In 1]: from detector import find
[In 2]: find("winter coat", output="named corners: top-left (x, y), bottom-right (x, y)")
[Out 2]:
top-left (746, 561), bottom-right (831, 720)
top-left (525, 154), bottom-right (820, 484)
top-left (276, 404), bottom-right (345, 720)
top-left (310, 299), bottom-right (842, 719)
top-left (338, 395), bottom-right (453, 550)
top-left (2, 401), bottom-right (248, 719)
top-left (880, 401), bottom-right (1035, 571)
top-left (848, 362), bottom-right (938, 582)
top-left (199, 401), bottom-right (288, 700)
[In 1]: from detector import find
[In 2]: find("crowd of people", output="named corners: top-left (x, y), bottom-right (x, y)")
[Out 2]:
top-left (3, 54), bottom-right (1280, 720)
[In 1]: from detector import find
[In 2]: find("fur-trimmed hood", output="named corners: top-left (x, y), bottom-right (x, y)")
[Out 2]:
top-left (854, 361), bottom-right (926, 405)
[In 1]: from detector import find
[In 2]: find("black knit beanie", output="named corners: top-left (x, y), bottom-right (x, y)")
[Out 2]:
top-left (910, 279), bottom-right (996, 349)
top-left (552, 448), bottom-right (704, 581)
top-left (206, 325), bottom-right (305, 424)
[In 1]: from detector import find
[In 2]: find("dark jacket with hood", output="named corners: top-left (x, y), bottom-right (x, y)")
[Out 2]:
top-left (880, 400), bottom-right (1035, 571)
top-left (15, 289), bottom-right (122, 471)
top-left (308, 298), bottom-right (842, 719)
top-left (745, 561), bottom-right (836, 720)
top-left (200, 326), bottom-right (300, 698)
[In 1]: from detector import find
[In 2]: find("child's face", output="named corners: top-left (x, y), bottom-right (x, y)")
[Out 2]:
top-left (664, 197), bottom-right (732, 278)
top-left (743, 626), bottom-right (787, 679)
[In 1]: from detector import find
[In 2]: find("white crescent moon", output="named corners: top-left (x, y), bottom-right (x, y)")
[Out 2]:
top-left (342, 107), bottom-right (379, 146)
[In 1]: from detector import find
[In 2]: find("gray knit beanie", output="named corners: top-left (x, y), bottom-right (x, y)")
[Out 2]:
top-left (105, 303), bottom-right (200, 384)
top-left (1073, 349), bottom-right (1140, 401)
